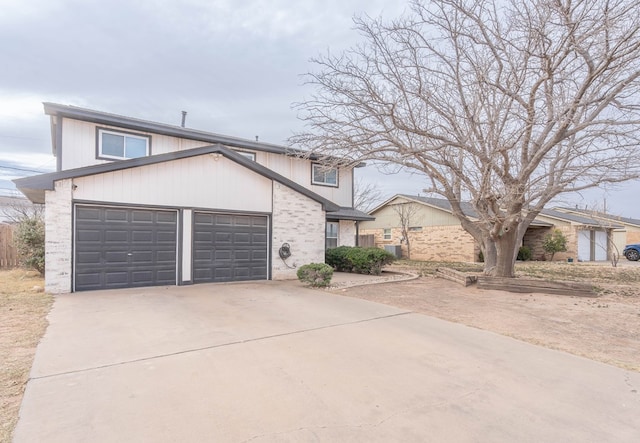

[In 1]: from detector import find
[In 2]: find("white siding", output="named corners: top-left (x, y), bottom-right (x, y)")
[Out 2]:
top-left (182, 209), bottom-right (192, 282)
top-left (72, 155), bottom-right (272, 212)
top-left (60, 120), bottom-right (209, 170)
top-left (59, 118), bottom-right (354, 207)
top-left (259, 152), bottom-right (354, 207)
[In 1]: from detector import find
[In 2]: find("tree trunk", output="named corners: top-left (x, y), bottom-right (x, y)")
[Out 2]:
top-left (481, 237), bottom-right (497, 274)
top-left (490, 229), bottom-right (520, 278)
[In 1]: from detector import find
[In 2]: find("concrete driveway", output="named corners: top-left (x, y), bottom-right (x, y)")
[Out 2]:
top-left (14, 281), bottom-right (640, 442)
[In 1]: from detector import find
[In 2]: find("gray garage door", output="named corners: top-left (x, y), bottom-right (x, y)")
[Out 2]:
top-left (74, 206), bottom-right (177, 291)
top-left (193, 212), bottom-right (268, 283)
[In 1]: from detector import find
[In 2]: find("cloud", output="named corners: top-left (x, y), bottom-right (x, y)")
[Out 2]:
top-left (0, 0), bottom-right (637, 217)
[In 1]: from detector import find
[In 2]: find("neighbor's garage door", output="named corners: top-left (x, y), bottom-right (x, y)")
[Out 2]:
top-left (193, 212), bottom-right (268, 283)
top-left (74, 206), bottom-right (177, 291)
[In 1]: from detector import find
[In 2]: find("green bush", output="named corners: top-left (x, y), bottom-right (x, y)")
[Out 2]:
top-left (543, 229), bottom-right (568, 261)
top-left (517, 246), bottom-right (532, 261)
top-left (15, 216), bottom-right (45, 275)
top-left (325, 246), bottom-right (353, 272)
top-left (297, 263), bottom-right (334, 287)
top-left (325, 246), bottom-right (395, 275)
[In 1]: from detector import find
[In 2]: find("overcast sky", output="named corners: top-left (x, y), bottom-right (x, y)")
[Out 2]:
top-left (1, 0), bottom-right (638, 217)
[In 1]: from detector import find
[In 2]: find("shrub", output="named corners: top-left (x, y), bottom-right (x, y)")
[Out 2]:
top-left (517, 246), bottom-right (532, 261)
top-left (543, 229), bottom-right (568, 261)
top-left (325, 246), bottom-right (395, 275)
top-left (15, 216), bottom-right (45, 275)
top-left (297, 263), bottom-right (334, 287)
top-left (325, 246), bottom-right (353, 272)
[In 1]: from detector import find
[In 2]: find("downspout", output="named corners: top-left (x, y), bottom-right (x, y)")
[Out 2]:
top-left (355, 221), bottom-right (360, 246)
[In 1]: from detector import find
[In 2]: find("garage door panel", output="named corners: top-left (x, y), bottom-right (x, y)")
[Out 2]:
top-left (131, 231), bottom-right (153, 242)
top-left (75, 206), bottom-right (177, 291)
top-left (215, 215), bottom-right (233, 225)
top-left (77, 207), bottom-right (101, 220)
top-left (77, 229), bottom-right (102, 242)
top-left (76, 251), bottom-right (101, 265)
top-left (214, 268), bottom-right (232, 279)
top-left (215, 232), bottom-right (232, 244)
top-left (131, 210), bottom-right (154, 223)
top-left (104, 230), bottom-right (128, 242)
top-left (253, 250), bottom-right (268, 261)
top-left (104, 251), bottom-right (129, 263)
top-left (193, 212), bottom-right (268, 283)
top-left (75, 273), bottom-right (101, 289)
top-left (105, 209), bottom-right (128, 222)
top-left (105, 271), bottom-right (129, 285)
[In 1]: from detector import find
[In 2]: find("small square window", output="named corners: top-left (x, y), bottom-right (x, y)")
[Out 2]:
top-left (98, 128), bottom-right (150, 160)
top-left (312, 163), bottom-right (338, 187)
top-left (383, 228), bottom-right (392, 240)
top-left (234, 150), bottom-right (256, 161)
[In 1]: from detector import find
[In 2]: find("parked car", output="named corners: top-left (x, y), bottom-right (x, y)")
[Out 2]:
top-left (623, 244), bottom-right (640, 261)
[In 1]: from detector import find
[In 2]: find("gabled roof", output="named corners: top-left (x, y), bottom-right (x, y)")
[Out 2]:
top-left (329, 207), bottom-right (375, 221)
top-left (553, 207), bottom-right (640, 228)
top-left (13, 144), bottom-right (340, 212)
top-left (43, 103), bottom-right (364, 167)
top-left (371, 194), bottom-right (627, 228)
top-left (537, 208), bottom-right (620, 227)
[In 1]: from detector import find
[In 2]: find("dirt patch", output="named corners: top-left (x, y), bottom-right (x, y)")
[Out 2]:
top-left (337, 271), bottom-right (640, 372)
top-left (0, 269), bottom-right (52, 443)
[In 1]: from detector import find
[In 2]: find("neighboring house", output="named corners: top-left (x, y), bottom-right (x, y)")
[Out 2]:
top-left (14, 103), bottom-right (372, 293)
top-left (360, 194), bottom-right (618, 262)
top-left (552, 207), bottom-right (640, 255)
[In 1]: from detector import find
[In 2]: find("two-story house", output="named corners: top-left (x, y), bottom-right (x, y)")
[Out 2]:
top-left (14, 103), bottom-right (372, 293)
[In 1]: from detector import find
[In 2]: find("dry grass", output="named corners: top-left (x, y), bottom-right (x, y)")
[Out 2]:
top-left (396, 259), bottom-right (640, 297)
top-left (0, 269), bottom-right (52, 443)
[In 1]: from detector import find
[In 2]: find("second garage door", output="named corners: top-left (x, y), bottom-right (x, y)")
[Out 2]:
top-left (193, 212), bottom-right (268, 283)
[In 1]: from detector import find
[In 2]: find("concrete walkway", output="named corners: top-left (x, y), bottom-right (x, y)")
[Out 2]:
top-left (14, 280), bottom-right (640, 442)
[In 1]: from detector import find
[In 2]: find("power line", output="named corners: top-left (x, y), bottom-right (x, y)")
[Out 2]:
top-left (0, 164), bottom-right (49, 173)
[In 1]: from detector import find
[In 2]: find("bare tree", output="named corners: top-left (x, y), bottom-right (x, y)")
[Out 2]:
top-left (1, 198), bottom-right (43, 224)
top-left (353, 178), bottom-right (384, 212)
top-left (391, 202), bottom-right (420, 259)
top-left (292, 0), bottom-right (640, 277)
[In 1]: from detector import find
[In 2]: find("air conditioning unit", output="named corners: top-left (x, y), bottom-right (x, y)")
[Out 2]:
top-left (384, 245), bottom-right (403, 258)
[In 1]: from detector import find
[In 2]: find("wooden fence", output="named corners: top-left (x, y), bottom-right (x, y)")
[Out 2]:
top-left (0, 224), bottom-right (18, 268)
top-left (358, 234), bottom-right (376, 248)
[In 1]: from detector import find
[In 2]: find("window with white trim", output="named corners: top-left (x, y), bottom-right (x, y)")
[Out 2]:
top-left (98, 128), bottom-right (150, 160)
top-left (312, 163), bottom-right (338, 187)
top-left (383, 228), bottom-right (392, 240)
top-left (326, 222), bottom-right (339, 249)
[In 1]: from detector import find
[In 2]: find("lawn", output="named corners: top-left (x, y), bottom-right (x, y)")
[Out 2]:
top-left (0, 269), bottom-right (52, 443)
top-left (398, 259), bottom-right (640, 296)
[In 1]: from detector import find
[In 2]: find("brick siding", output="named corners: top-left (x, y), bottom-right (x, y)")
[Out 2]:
top-left (45, 179), bottom-right (73, 293)
top-left (271, 182), bottom-right (326, 279)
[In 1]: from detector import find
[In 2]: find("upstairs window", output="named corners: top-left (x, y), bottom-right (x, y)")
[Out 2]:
top-left (312, 163), bottom-right (338, 187)
top-left (234, 150), bottom-right (256, 161)
top-left (98, 128), bottom-right (150, 160)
